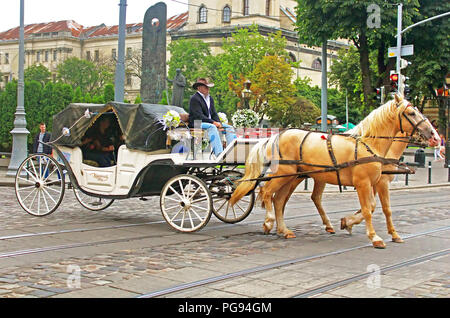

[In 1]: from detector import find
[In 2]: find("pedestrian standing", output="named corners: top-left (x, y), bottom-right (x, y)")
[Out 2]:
top-left (32, 122), bottom-right (52, 178)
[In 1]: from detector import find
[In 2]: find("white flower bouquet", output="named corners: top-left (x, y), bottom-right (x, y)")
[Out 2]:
top-left (231, 109), bottom-right (259, 128)
top-left (163, 110), bottom-right (181, 129)
top-left (218, 112), bottom-right (228, 124)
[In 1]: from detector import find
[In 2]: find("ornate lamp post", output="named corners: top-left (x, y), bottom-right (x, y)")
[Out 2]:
top-left (241, 80), bottom-right (252, 109)
top-left (7, 0), bottom-right (29, 177)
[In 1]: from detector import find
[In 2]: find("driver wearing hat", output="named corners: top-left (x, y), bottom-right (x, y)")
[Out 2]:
top-left (188, 78), bottom-right (236, 156)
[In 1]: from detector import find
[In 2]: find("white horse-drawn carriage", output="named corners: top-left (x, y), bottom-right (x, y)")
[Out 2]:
top-left (14, 102), bottom-right (258, 232)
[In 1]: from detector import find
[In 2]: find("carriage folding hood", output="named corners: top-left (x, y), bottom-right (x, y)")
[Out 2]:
top-left (51, 102), bottom-right (188, 152)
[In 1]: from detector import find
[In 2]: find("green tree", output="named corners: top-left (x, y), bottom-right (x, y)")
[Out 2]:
top-left (295, 0), bottom-right (419, 115)
top-left (57, 57), bottom-right (114, 95)
top-left (24, 64), bottom-right (51, 86)
top-left (167, 38), bottom-right (212, 109)
top-left (0, 81), bottom-right (17, 151)
top-left (103, 83), bottom-right (114, 103)
top-left (72, 86), bottom-right (84, 103)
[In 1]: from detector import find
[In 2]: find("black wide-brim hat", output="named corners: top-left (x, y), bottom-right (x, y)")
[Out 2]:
top-left (192, 79), bottom-right (215, 90)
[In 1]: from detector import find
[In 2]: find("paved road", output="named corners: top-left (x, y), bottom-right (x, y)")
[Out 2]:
top-left (0, 183), bottom-right (448, 299)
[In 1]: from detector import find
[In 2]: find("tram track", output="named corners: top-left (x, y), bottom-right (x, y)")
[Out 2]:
top-left (137, 226), bottom-right (450, 298)
top-left (0, 196), bottom-right (448, 243)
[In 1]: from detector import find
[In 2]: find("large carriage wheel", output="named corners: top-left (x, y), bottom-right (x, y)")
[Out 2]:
top-left (209, 170), bottom-right (255, 223)
top-left (15, 154), bottom-right (65, 216)
top-left (73, 188), bottom-right (114, 211)
top-left (160, 174), bottom-right (212, 233)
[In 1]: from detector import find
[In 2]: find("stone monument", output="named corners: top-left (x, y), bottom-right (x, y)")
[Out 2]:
top-left (167, 68), bottom-right (186, 107)
top-left (141, 2), bottom-right (167, 104)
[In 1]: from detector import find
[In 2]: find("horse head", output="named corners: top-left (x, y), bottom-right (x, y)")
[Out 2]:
top-left (393, 94), bottom-right (440, 147)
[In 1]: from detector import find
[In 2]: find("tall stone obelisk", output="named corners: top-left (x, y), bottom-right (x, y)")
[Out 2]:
top-left (140, 2), bottom-right (167, 104)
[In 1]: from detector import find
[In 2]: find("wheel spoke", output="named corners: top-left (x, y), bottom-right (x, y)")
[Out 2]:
top-left (22, 187), bottom-right (37, 202)
top-left (190, 204), bottom-right (208, 211)
top-left (214, 198), bottom-right (227, 212)
top-left (189, 207), bottom-right (205, 223)
top-left (169, 185), bottom-right (184, 201)
top-left (41, 187), bottom-right (57, 205)
top-left (41, 188), bottom-right (50, 213)
top-left (170, 207), bottom-right (184, 223)
top-left (17, 185), bottom-right (37, 191)
top-left (17, 177), bottom-right (35, 184)
top-left (187, 210), bottom-right (195, 229)
top-left (23, 166), bottom-right (38, 182)
top-left (179, 180), bottom-right (186, 199)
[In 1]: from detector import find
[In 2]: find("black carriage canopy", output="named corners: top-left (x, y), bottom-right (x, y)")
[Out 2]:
top-left (50, 102), bottom-right (188, 152)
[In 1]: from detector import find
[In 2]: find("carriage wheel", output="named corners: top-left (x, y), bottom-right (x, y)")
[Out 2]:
top-left (160, 174), bottom-right (212, 233)
top-left (15, 154), bottom-right (65, 217)
top-left (210, 171), bottom-right (255, 224)
top-left (73, 188), bottom-right (114, 211)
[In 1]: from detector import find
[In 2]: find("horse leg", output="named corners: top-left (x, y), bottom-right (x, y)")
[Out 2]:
top-left (262, 176), bottom-right (296, 235)
top-left (355, 181), bottom-right (385, 249)
top-left (340, 185), bottom-right (377, 234)
top-left (377, 180), bottom-right (404, 243)
top-left (273, 178), bottom-right (304, 238)
top-left (311, 180), bottom-right (335, 234)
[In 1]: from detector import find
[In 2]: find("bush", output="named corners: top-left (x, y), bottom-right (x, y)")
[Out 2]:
top-left (231, 109), bottom-right (259, 128)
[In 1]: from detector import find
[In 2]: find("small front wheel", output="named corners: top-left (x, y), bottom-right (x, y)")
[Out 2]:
top-left (160, 174), bottom-right (212, 232)
top-left (15, 154), bottom-right (65, 216)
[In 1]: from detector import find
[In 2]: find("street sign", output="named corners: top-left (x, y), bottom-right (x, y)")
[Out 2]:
top-left (388, 44), bottom-right (414, 57)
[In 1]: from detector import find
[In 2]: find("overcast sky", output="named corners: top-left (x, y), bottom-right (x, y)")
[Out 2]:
top-left (0, 0), bottom-right (188, 32)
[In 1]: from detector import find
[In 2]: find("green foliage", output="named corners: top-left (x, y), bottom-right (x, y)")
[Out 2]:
top-left (0, 81), bottom-right (17, 151)
top-left (24, 64), bottom-right (51, 86)
top-left (56, 57), bottom-right (114, 96)
top-left (134, 94), bottom-right (142, 104)
top-left (167, 38), bottom-right (212, 109)
top-left (103, 84), bottom-right (115, 103)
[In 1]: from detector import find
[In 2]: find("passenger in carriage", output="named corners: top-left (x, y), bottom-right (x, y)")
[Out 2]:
top-left (81, 116), bottom-right (116, 167)
top-left (188, 78), bottom-right (237, 156)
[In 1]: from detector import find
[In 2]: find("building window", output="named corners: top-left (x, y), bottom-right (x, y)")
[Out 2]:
top-left (5, 53), bottom-right (9, 64)
top-left (243, 0), bottom-right (249, 16)
top-left (312, 58), bottom-right (322, 70)
top-left (126, 73), bottom-right (132, 86)
top-left (53, 50), bottom-right (57, 61)
top-left (94, 50), bottom-right (99, 62)
top-left (4, 75), bottom-right (9, 84)
top-left (198, 5), bottom-right (207, 23)
top-left (0, 53), bottom-right (2, 65)
top-left (289, 52), bottom-right (297, 63)
top-left (45, 51), bottom-right (49, 62)
top-left (36, 51), bottom-right (41, 62)
top-left (112, 48), bottom-right (117, 60)
top-left (266, 0), bottom-right (271, 16)
top-left (223, 5), bottom-right (231, 23)
top-left (126, 47), bottom-right (132, 59)
top-left (86, 51), bottom-right (91, 61)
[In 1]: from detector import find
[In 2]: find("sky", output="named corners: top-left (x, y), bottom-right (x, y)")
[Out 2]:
top-left (0, 0), bottom-right (188, 32)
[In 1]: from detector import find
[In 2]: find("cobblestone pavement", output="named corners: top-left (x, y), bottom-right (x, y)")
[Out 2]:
top-left (0, 185), bottom-right (448, 298)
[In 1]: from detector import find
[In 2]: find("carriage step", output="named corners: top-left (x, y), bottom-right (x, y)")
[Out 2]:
top-left (139, 197), bottom-right (148, 201)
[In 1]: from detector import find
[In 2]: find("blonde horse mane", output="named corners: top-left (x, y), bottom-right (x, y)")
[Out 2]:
top-left (350, 96), bottom-right (406, 139)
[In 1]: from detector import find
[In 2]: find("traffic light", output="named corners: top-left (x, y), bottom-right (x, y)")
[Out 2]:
top-left (374, 87), bottom-right (382, 101)
top-left (390, 72), bottom-right (399, 92)
top-left (403, 74), bottom-right (412, 99)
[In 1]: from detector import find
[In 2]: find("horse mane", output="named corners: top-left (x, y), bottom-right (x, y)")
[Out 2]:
top-left (350, 99), bottom-right (404, 139)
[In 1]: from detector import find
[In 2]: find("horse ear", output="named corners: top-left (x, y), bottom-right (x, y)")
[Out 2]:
top-left (394, 93), bottom-right (403, 104)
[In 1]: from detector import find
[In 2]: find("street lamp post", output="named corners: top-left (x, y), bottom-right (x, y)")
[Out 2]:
top-left (7, 0), bottom-right (29, 177)
top-left (242, 80), bottom-right (252, 109)
top-left (114, 0), bottom-right (127, 102)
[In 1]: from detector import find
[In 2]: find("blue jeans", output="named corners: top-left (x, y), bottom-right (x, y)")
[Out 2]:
top-left (201, 123), bottom-right (237, 155)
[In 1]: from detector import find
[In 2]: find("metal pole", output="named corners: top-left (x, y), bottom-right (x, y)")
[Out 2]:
top-left (321, 40), bottom-right (328, 132)
top-left (7, 0), bottom-right (29, 176)
top-left (428, 161), bottom-right (432, 184)
top-left (114, 0), bottom-right (127, 102)
top-left (396, 3), bottom-right (403, 95)
top-left (345, 90), bottom-right (349, 130)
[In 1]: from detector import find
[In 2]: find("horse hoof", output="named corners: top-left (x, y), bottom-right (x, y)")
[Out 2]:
top-left (340, 218), bottom-right (352, 235)
top-left (372, 241), bottom-right (386, 249)
top-left (340, 218), bottom-right (347, 230)
top-left (326, 227), bottom-right (335, 234)
top-left (262, 224), bottom-right (272, 235)
top-left (392, 237), bottom-right (404, 243)
top-left (284, 232), bottom-right (296, 239)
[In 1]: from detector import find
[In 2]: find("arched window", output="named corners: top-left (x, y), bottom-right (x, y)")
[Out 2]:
top-left (198, 5), bottom-right (207, 23)
top-left (243, 0), bottom-right (249, 16)
top-left (289, 52), bottom-right (297, 63)
top-left (223, 5), bottom-right (231, 23)
top-left (312, 58), bottom-right (322, 70)
top-left (266, 0), bottom-right (271, 16)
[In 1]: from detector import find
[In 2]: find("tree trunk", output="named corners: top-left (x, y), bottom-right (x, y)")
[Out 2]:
top-left (358, 33), bottom-right (373, 116)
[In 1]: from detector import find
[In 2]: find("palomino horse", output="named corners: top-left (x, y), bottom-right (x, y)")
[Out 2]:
top-left (230, 95), bottom-right (440, 248)
top-left (339, 130), bottom-right (431, 241)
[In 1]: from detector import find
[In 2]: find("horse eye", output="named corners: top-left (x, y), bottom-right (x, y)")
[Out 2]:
top-left (408, 112), bottom-right (416, 116)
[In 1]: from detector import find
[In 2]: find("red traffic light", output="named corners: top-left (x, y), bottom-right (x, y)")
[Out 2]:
top-left (390, 73), bottom-right (399, 82)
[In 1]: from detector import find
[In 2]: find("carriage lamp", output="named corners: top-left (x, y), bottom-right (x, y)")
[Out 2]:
top-left (241, 80), bottom-right (252, 109)
top-left (62, 127), bottom-right (71, 137)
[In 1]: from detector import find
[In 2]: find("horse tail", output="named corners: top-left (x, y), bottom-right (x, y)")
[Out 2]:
top-left (230, 135), bottom-right (276, 206)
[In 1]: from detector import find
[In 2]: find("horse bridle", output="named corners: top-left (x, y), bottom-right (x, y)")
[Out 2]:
top-left (398, 102), bottom-right (428, 137)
